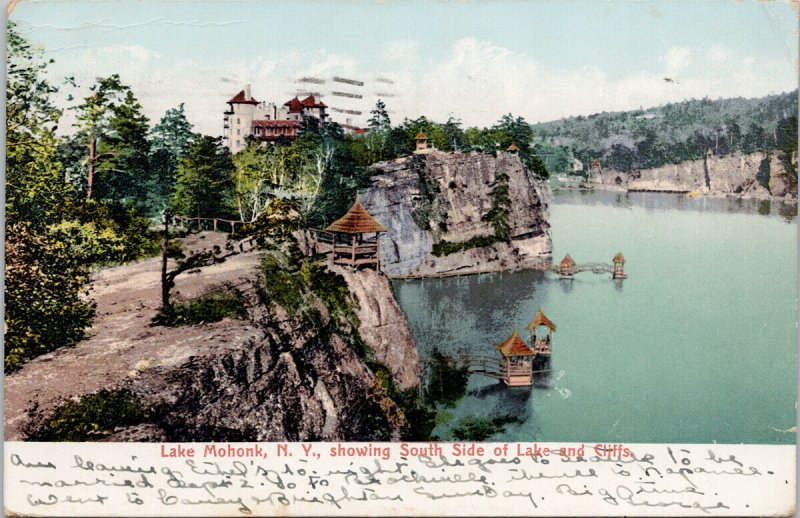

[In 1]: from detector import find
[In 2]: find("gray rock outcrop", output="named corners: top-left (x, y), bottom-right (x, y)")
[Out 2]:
top-left (593, 151), bottom-right (797, 199)
top-left (361, 150), bottom-right (552, 277)
top-left (333, 266), bottom-right (420, 390)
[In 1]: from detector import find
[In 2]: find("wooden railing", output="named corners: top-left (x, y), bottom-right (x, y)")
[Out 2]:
top-left (550, 262), bottom-right (615, 275)
top-left (173, 216), bottom-right (240, 233)
top-left (333, 243), bottom-right (378, 254)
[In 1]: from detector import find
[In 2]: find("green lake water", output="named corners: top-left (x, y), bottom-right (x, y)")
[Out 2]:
top-left (393, 191), bottom-right (798, 444)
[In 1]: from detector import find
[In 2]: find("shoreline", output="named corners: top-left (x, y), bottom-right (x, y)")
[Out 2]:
top-left (555, 184), bottom-right (799, 204)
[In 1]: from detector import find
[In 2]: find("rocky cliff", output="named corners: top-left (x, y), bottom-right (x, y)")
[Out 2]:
top-left (361, 150), bottom-right (552, 277)
top-left (7, 234), bottom-right (419, 442)
top-left (593, 151), bottom-right (797, 199)
top-left (332, 265), bottom-right (420, 390)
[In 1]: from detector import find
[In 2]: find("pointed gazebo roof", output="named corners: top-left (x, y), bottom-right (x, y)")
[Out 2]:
top-left (324, 196), bottom-right (387, 234)
top-left (560, 254), bottom-right (576, 268)
top-left (496, 330), bottom-right (535, 357)
top-left (612, 252), bottom-right (625, 264)
top-left (527, 308), bottom-right (556, 332)
top-left (415, 131), bottom-right (427, 140)
top-left (507, 143), bottom-right (519, 152)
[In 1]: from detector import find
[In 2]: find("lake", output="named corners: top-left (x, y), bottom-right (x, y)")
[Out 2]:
top-left (393, 190), bottom-right (798, 444)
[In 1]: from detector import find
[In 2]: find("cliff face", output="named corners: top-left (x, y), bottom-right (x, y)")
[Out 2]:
top-left (594, 151), bottom-right (797, 199)
top-left (362, 151), bottom-right (552, 277)
top-left (8, 235), bottom-right (419, 442)
top-left (134, 286), bottom-right (404, 442)
top-left (125, 259), bottom-right (420, 442)
top-left (332, 265), bottom-right (420, 390)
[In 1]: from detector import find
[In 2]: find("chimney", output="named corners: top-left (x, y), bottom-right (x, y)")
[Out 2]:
top-left (244, 83), bottom-right (251, 100)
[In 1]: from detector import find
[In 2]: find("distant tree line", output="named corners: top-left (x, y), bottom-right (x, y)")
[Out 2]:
top-left (533, 92), bottom-right (798, 174)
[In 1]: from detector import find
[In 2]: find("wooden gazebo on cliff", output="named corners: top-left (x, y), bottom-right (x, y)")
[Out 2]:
top-left (414, 131), bottom-right (429, 152)
top-left (559, 254), bottom-right (576, 276)
top-left (507, 143), bottom-right (519, 153)
top-left (324, 195), bottom-right (387, 270)
top-left (495, 330), bottom-right (535, 386)
top-left (612, 252), bottom-right (627, 279)
top-left (527, 308), bottom-right (556, 356)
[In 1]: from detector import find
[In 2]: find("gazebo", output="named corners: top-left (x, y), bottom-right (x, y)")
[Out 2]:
top-left (324, 195), bottom-right (387, 270)
top-left (495, 330), bottom-right (535, 386)
top-left (507, 143), bottom-right (519, 153)
top-left (559, 254), bottom-right (576, 276)
top-left (527, 308), bottom-right (556, 356)
top-left (414, 131), bottom-right (429, 152)
top-left (612, 252), bottom-right (627, 279)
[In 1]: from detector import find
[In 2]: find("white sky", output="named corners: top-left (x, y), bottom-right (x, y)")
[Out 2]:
top-left (10, 0), bottom-right (799, 136)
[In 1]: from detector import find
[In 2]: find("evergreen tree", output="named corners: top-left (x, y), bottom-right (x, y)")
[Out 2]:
top-left (70, 74), bottom-right (130, 199)
top-left (172, 135), bottom-right (236, 219)
top-left (367, 99), bottom-right (391, 131)
top-left (149, 104), bottom-right (195, 214)
top-left (151, 103), bottom-right (194, 157)
top-left (94, 89), bottom-right (151, 204)
top-left (441, 116), bottom-right (468, 151)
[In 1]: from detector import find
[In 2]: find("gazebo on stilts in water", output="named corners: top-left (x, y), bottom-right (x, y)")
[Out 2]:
top-left (482, 308), bottom-right (557, 387)
top-left (527, 308), bottom-right (556, 356)
top-left (324, 195), bottom-right (387, 271)
top-left (495, 331), bottom-right (536, 387)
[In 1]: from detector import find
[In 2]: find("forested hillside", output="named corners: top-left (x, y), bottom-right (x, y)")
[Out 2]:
top-left (532, 92), bottom-right (798, 173)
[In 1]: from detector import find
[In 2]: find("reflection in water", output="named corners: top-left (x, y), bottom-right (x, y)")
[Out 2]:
top-left (395, 191), bottom-right (797, 444)
top-left (778, 202), bottom-right (798, 222)
top-left (532, 356), bottom-right (552, 389)
top-left (553, 189), bottom-right (797, 221)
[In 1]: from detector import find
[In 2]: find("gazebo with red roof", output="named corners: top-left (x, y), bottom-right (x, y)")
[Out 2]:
top-left (495, 330), bottom-right (535, 386)
top-left (559, 254), bottom-right (577, 276)
top-left (527, 308), bottom-right (556, 356)
top-left (414, 131), bottom-right (429, 152)
top-left (324, 195), bottom-right (387, 270)
top-left (612, 252), bottom-right (627, 279)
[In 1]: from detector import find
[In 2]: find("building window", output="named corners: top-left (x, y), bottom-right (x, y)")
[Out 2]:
top-left (236, 140), bottom-right (240, 147)
top-left (237, 129), bottom-right (241, 135)
top-left (237, 117), bottom-right (240, 124)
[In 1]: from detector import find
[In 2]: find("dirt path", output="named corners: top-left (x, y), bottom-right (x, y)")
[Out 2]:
top-left (4, 232), bottom-right (263, 440)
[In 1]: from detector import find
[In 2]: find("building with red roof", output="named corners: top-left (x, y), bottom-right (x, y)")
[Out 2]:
top-left (224, 85), bottom-right (329, 153)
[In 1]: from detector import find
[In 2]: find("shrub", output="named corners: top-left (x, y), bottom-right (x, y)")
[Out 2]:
top-left (431, 235), bottom-right (500, 257)
top-left (4, 224), bottom-right (95, 373)
top-left (451, 415), bottom-right (521, 441)
top-left (52, 200), bottom-right (160, 266)
top-left (152, 287), bottom-right (246, 327)
top-left (29, 389), bottom-right (149, 441)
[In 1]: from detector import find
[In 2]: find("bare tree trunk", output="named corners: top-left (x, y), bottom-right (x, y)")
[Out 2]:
top-left (161, 215), bottom-right (170, 309)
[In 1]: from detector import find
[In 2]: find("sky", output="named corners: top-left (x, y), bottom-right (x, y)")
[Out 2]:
top-left (10, 0), bottom-right (799, 136)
